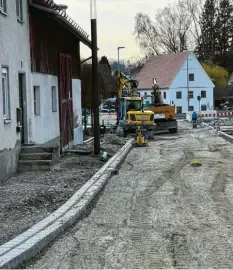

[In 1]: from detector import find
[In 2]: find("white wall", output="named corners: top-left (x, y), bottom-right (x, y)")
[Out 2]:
top-left (31, 73), bottom-right (60, 144)
top-left (72, 79), bottom-right (83, 144)
top-left (0, 1), bottom-right (32, 150)
top-left (169, 52), bottom-right (215, 112)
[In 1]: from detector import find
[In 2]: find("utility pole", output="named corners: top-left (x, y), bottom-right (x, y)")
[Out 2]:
top-left (187, 58), bottom-right (190, 112)
top-left (91, 0), bottom-right (100, 155)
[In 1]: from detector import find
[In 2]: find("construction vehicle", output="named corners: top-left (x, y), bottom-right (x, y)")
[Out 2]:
top-left (115, 72), bottom-right (156, 137)
top-left (142, 79), bottom-right (178, 134)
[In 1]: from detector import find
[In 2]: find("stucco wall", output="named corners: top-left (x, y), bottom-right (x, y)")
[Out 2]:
top-left (0, 1), bottom-right (32, 181)
top-left (0, 1), bottom-right (32, 150)
top-left (31, 73), bottom-right (60, 145)
top-left (72, 79), bottom-right (83, 144)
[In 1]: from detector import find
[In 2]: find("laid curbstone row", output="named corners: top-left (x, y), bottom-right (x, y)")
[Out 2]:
top-left (0, 138), bottom-right (131, 257)
top-left (0, 139), bottom-right (133, 269)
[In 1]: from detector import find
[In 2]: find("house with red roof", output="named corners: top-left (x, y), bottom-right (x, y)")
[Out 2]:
top-left (136, 51), bottom-right (215, 113)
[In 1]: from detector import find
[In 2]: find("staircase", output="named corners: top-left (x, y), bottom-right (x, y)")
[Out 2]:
top-left (18, 145), bottom-right (60, 173)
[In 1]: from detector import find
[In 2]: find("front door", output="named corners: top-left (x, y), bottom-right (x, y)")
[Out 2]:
top-left (59, 53), bottom-right (73, 149)
top-left (18, 73), bottom-right (25, 144)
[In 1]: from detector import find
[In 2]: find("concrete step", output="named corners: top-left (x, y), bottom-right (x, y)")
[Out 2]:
top-left (21, 146), bottom-right (53, 154)
top-left (20, 153), bottom-right (53, 161)
top-left (18, 160), bottom-right (53, 173)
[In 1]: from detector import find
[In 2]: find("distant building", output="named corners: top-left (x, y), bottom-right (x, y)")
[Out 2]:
top-left (136, 51), bottom-right (215, 113)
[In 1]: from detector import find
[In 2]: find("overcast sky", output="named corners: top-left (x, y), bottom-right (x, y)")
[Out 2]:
top-left (55, 0), bottom-right (175, 61)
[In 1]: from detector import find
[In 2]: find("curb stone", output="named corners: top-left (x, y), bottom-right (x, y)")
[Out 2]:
top-left (0, 139), bottom-right (133, 269)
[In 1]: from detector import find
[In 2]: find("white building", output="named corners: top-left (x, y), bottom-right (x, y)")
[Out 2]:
top-left (0, 0), bottom-right (91, 181)
top-left (0, 0), bottom-right (32, 180)
top-left (136, 51), bottom-right (215, 113)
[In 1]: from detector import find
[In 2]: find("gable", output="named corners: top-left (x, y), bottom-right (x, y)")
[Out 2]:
top-left (169, 53), bottom-right (215, 89)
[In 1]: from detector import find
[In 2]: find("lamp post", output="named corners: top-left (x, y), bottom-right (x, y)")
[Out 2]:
top-left (117, 46), bottom-right (125, 75)
top-left (90, 0), bottom-right (100, 155)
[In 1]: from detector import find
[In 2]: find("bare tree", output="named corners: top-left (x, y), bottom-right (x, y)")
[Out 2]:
top-left (134, 13), bottom-right (160, 55)
top-left (134, 0), bottom-right (204, 55)
top-left (178, 0), bottom-right (204, 48)
top-left (155, 3), bottom-right (192, 53)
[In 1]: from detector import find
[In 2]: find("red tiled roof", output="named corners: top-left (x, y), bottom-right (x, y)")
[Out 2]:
top-left (136, 51), bottom-right (190, 89)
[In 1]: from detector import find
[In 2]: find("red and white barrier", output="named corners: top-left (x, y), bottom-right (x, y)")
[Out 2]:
top-left (200, 111), bottom-right (233, 117)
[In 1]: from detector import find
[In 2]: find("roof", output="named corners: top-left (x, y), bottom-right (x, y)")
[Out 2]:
top-left (29, 0), bottom-right (92, 48)
top-left (136, 51), bottom-right (190, 89)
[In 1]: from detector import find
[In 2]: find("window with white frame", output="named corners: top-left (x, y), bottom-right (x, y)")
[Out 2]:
top-left (52, 86), bottom-right (57, 112)
top-left (2, 67), bottom-right (10, 120)
top-left (0, 0), bottom-right (7, 14)
top-left (163, 92), bottom-right (167, 99)
top-left (16, 0), bottom-right (23, 22)
top-left (33, 86), bottom-right (40, 115)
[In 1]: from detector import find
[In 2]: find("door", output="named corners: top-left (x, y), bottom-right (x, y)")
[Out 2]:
top-left (18, 73), bottom-right (25, 144)
top-left (59, 53), bottom-right (73, 149)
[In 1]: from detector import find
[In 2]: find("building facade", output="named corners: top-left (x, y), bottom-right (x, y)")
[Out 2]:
top-left (0, 0), bottom-right (32, 180)
top-left (0, 0), bottom-right (91, 181)
top-left (136, 52), bottom-right (215, 113)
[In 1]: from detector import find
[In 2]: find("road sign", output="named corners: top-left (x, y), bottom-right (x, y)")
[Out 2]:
top-left (197, 95), bottom-right (201, 101)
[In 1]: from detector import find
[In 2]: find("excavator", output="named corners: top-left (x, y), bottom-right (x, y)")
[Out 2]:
top-left (143, 79), bottom-right (178, 134)
top-left (115, 72), bottom-right (156, 137)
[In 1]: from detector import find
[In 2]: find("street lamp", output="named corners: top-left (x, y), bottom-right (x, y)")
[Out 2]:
top-left (117, 46), bottom-right (125, 75)
top-left (90, 0), bottom-right (100, 155)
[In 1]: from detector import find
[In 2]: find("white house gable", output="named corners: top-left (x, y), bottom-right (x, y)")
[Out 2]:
top-left (169, 53), bottom-right (215, 89)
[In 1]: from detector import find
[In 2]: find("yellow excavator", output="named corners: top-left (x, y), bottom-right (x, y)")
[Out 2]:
top-left (143, 79), bottom-right (178, 134)
top-left (115, 72), bottom-right (156, 137)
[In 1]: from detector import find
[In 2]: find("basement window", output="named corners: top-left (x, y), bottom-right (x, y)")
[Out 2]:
top-left (0, 0), bottom-right (7, 14)
top-left (16, 0), bottom-right (23, 22)
top-left (33, 86), bottom-right (40, 115)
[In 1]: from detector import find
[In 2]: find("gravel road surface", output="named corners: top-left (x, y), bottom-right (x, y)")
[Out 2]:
top-left (26, 122), bottom-right (233, 268)
top-left (0, 135), bottom-right (125, 245)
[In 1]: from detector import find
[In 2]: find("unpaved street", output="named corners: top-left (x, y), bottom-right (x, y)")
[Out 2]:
top-left (27, 122), bottom-right (233, 268)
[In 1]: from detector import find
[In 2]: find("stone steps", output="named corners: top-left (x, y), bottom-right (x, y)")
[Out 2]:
top-left (18, 146), bottom-right (60, 173)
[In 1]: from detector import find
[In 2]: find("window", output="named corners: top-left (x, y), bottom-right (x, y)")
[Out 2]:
top-left (201, 105), bottom-right (207, 111)
top-left (176, 91), bottom-right (182, 99)
top-left (16, 0), bottom-right (23, 22)
top-left (176, 106), bottom-right (182, 113)
top-left (188, 106), bottom-right (194, 111)
top-left (144, 92), bottom-right (147, 96)
top-left (137, 92), bottom-right (140, 97)
top-left (188, 91), bottom-right (193, 99)
top-left (0, 0), bottom-right (7, 14)
top-left (189, 73), bottom-right (194, 81)
top-left (33, 86), bottom-right (40, 115)
top-left (2, 67), bottom-right (10, 120)
top-left (52, 86), bottom-right (57, 112)
top-left (163, 92), bottom-right (167, 99)
top-left (201, 90), bottom-right (206, 98)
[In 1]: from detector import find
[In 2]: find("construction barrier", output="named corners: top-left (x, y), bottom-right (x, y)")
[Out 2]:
top-left (186, 111), bottom-right (233, 122)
